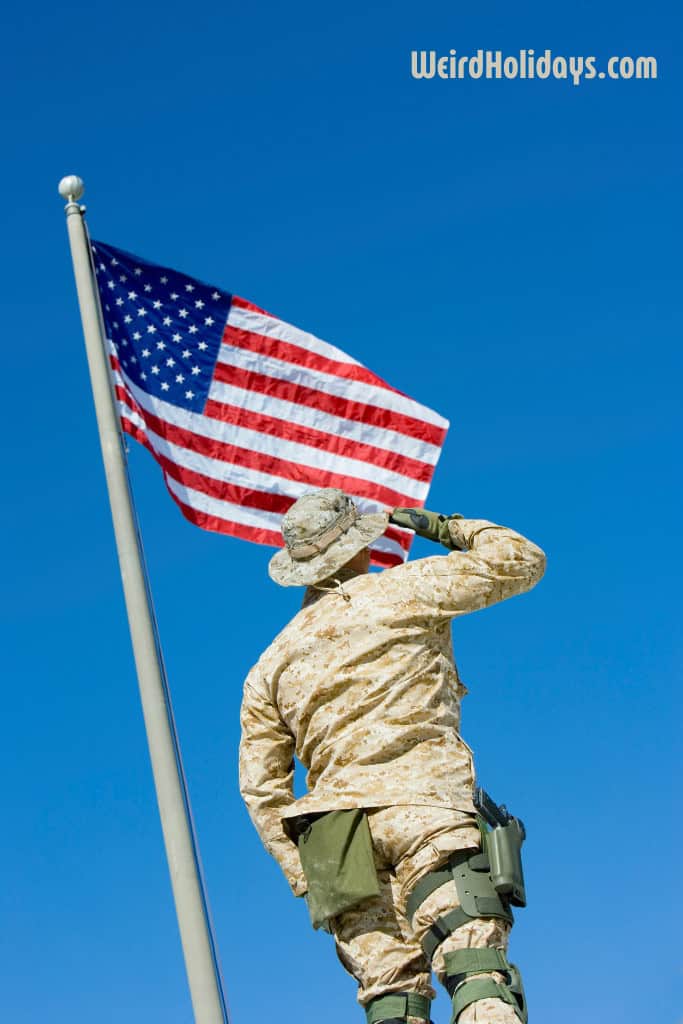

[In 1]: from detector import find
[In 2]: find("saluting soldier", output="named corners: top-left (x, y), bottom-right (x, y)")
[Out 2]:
top-left (239, 488), bottom-right (545, 1024)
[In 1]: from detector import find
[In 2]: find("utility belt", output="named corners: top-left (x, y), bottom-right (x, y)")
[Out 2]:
top-left (288, 787), bottom-right (526, 930)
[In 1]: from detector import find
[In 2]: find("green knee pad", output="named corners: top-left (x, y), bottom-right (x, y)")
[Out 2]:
top-left (443, 948), bottom-right (527, 1024)
top-left (365, 991), bottom-right (432, 1024)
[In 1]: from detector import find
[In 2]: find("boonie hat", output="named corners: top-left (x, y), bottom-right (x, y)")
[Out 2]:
top-left (268, 488), bottom-right (388, 588)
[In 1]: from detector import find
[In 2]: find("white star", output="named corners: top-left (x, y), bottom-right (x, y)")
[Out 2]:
top-left (185, 283), bottom-right (195, 292)
top-left (144, 284), bottom-right (152, 293)
top-left (194, 299), bottom-right (205, 309)
top-left (124, 314), bottom-right (132, 324)
top-left (191, 365), bottom-right (201, 376)
top-left (131, 356), bottom-right (137, 364)
top-left (185, 390), bottom-right (195, 399)
top-left (151, 365), bottom-right (160, 375)
top-left (153, 300), bottom-right (163, 310)
top-left (156, 341), bottom-right (166, 350)
top-left (115, 297), bottom-right (124, 306)
top-left (188, 325), bottom-right (198, 335)
top-left (198, 341), bottom-right (208, 351)
top-left (170, 292), bottom-right (179, 300)
top-left (182, 348), bottom-right (191, 358)
top-left (161, 382), bottom-right (170, 391)
top-left (142, 348), bottom-right (151, 358)
top-left (137, 307), bottom-right (147, 317)
top-left (110, 257), bottom-right (119, 266)
top-left (147, 324), bottom-right (157, 334)
top-left (128, 291), bottom-right (137, 300)
top-left (140, 371), bottom-right (147, 380)
top-left (175, 373), bottom-right (185, 383)
top-left (211, 291), bottom-right (221, 300)
top-left (172, 333), bottom-right (182, 342)
top-left (107, 281), bottom-right (115, 290)
top-left (166, 357), bottom-right (175, 367)
top-left (133, 331), bottom-right (142, 341)
top-left (160, 276), bottom-right (168, 284)
top-left (204, 316), bottom-right (215, 326)
top-left (178, 309), bottom-right (189, 319)
top-left (162, 316), bottom-right (172, 326)
top-left (134, 268), bottom-right (143, 276)
top-left (99, 263), bottom-right (106, 272)
top-left (119, 274), bottom-right (127, 283)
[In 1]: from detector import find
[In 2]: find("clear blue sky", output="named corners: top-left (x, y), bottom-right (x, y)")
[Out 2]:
top-left (2, 2), bottom-right (681, 1022)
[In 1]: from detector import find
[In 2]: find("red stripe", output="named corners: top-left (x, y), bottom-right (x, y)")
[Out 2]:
top-left (115, 384), bottom-right (422, 508)
top-left (203, 397), bottom-right (434, 482)
top-left (370, 548), bottom-right (404, 569)
top-left (176, 501), bottom-right (284, 546)
top-left (122, 419), bottom-right (294, 514)
top-left (111, 354), bottom-right (435, 481)
top-left (122, 418), bottom-right (149, 449)
top-left (231, 295), bottom-right (270, 316)
top-left (119, 401), bottom-right (413, 550)
top-left (122, 417), bottom-right (403, 566)
top-left (211, 362), bottom-right (447, 447)
top-left (222, 323), bottom-right (404, 396)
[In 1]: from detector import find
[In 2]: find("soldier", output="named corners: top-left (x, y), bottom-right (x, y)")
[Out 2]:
top-left (239, 488), bottom-right (545, 1024)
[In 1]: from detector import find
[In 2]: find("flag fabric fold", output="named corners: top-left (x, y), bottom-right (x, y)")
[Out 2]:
top-left (92, 240), bottom-right (449, 567)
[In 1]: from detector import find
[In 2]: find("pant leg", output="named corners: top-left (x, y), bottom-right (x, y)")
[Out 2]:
top-left (331, 805), bottom-right (523, 1023)
top-left (331, 860), bottom-right (435, 1009)
top-left (390, 813), bottom-right (521, 1024)
top-left (330, 804), bottom-right (479, 1010)
top-left (408, 878), bottom-right (518, 1023)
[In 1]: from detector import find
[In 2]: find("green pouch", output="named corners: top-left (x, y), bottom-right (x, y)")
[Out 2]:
top-left (296, 809), bottom-right (380, 929)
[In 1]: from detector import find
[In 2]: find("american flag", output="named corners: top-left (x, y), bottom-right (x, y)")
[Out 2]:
top-left (92, 241), bottom-right (449, 567)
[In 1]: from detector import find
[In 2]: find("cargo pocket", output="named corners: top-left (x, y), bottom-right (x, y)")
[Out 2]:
top-left (295, 809), bottom-right (380, 930)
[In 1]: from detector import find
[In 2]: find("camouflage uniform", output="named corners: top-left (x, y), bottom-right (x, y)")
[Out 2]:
top-left (240, 513), bottom-right (545, 1018)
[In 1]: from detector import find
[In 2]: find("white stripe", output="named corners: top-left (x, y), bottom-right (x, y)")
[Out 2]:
top-left (165, 476), bottom-right (284, 530)
top-left (118, 398), bottom-right (146, 434)
top-left (117, 392), bottom-right (411, 559)
top-left (370, 534), bottom-right (409, 559)
top-left (164, 478), bottom-right (407, 560)
top-left (228, 305), bottom-right (360, 366)
top-left (112, 368), bottom-right (430, 502)
top-left (216, 342), bottom-right (449, 430)
top-left (119, 405), bottom-right (352, 501)
top-left (117, 405), bottom-right (412, 551)
top-left (208, 378), bottom-right (443, 466)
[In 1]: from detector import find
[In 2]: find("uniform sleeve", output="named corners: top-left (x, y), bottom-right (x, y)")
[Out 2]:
top-left (238, 671), bottom-right (307, 896)
top-left (405, 518), bottom-right (546, 617)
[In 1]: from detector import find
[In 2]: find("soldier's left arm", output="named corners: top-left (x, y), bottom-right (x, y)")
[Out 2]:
top-left (239, 671), bottom-right (307, 896)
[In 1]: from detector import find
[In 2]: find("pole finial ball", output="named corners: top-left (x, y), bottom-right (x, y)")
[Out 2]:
top-left (58, 175), bottom-right (85, 201)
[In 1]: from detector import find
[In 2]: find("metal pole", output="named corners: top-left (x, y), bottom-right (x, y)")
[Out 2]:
top-left (58, 175), bottom-right (229, 1024)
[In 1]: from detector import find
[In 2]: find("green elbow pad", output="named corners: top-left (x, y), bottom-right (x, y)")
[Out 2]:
top-left (389, 507), bottom-right (463, 549)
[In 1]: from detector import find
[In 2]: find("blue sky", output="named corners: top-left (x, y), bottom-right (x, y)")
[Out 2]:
top-left (1, 1), bottom-right (681, 1022)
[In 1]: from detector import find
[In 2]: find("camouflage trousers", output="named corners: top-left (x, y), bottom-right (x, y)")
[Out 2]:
top-left (330, 805), bottom-right (519, 1023)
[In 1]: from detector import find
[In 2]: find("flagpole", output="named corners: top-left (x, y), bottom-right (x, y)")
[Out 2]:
top-left (58, 175), bottom-right (229, 1024)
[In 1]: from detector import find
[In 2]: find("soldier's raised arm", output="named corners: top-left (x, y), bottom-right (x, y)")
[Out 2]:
top-left (239, 668), bottom-right (307, 896)
top-left (389, 507), bottom-right (546, 617)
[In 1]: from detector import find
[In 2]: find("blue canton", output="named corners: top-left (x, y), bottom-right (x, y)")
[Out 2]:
top-left (92, 240), bottom-right (232, 414)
